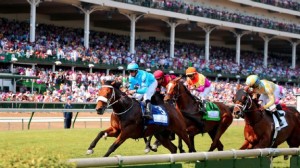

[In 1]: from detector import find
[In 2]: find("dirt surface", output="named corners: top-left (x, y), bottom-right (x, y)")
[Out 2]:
top-left (0, 112), bottom-right (245, 131)
top-left (0, 112), bottom-right (112, 131)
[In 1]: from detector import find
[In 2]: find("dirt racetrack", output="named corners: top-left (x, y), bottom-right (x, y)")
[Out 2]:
top-left (0, 112), bottom-right (112, 131)
top-left (0, 112), bottom-right (244, 131)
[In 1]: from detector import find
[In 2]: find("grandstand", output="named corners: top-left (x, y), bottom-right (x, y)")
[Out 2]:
top-left (0, 0), bottom-right (299, 103)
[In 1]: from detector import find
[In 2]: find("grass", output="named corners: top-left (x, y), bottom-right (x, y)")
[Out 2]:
top-left (0, 126), bottom-right (291, 167)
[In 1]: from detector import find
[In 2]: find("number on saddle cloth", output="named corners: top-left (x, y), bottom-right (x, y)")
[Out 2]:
top-left (203, 102), bottom-right (221, 121)
top-left (143, 103), bottom-right (169, 126)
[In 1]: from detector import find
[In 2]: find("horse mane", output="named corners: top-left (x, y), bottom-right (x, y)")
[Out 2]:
top-left (103, 80), bottom-right (127, 97)
top-left (178, 81), bottom-right (198, 102)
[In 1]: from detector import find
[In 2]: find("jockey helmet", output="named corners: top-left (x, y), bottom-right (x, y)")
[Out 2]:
top-left (153, 70), bottom-right (164, 79)
top-left (245, 75), bottom-right (261, 88)
top-left (127, 63), bottom-right (139, 70)
top-left (186, 67), bottom-right (197, 75)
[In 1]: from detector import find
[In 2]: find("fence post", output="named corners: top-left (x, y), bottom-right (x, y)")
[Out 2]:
top-left (28, 112), bottom-right (35, 130)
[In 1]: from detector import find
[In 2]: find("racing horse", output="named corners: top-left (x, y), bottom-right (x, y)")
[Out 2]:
top-left (232, 88), bottom-right (300, 149)
top-left (86, 80), bottom-right (195, 157)
top-left (163, 77), bottom-right (233, 152)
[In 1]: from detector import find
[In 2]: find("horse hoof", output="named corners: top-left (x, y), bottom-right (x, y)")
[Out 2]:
top-left (104, 132), bottom-right (108, 140)
top-left (86, 149), bottom-right (94, 155)
top-left (144, 148), bottom-right (150, 154)
top-left (151, 144), bottom-right (158, 150)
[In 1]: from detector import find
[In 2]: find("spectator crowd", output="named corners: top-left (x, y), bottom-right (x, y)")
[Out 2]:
top-left (0, 0), bottom-right (300, 106)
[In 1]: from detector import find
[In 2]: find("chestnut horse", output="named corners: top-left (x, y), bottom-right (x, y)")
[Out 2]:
top-left (164, 77), bottom-right (233, 151)
top-left (232, 88), bottom-right (300, 149)
top-left (86, 81), bottom-right (194, 157)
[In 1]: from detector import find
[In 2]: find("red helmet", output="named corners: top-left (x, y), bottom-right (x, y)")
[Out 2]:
top-left (153, 70), bottom-right (164, 79)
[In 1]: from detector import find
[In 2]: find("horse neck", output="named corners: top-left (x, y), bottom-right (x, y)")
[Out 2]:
top-left (244, 99), bottom-right (265, 124)
top-left (111, 88), bottom-right (133, 114)
top-left (176, 83), bottom-right (198, 111)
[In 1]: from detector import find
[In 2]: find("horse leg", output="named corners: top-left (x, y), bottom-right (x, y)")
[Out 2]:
top-left (176, 130), bottom-right (196, 153)
top-left (144, 137), bottom-right (151, 154)
top-left (103, 135), bottom-right (126, 157)
top-left (87, 126), bottom-right (119, 155)
top-left (177, 138), bottom-right (185, 153)
top-left (154, 134), bottom-right (177, 153)
top-left (151, 139), bottom-right (161, 152)
top-left (144, 136), bottom-right (158, 153)
top-left (208, 120), bottom-right (232, 151)
top-left (239, 140), bottom-right (251, 150)
top-left (207, 126), bottom-right (221, 151)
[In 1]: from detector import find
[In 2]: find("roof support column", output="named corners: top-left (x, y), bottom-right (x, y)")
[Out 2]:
top-left (231, 30), bottom-right (250, 66)
top-left (290, 41), bottom-right (299, 69)
top-left (123, 14), bottom-right (144, 54)
top-left (166, 19), bottom-right (180, 58)
top-left (260, 35), bottom-right (274, 68)
top-left (84, 12), bottom-right (91, 49)
top-left (199, 25), bottom-right (217, 63)
top-left (27, 0), bottom-right (41, 43)
top-left (73, 3), bottom-right (103, 49)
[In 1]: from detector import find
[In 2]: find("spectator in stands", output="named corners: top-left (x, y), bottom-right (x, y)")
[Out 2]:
top-left (63, 97), bottom-right (73, 129)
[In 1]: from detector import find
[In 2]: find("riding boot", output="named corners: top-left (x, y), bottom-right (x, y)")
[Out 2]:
top-left (274, 110), bottom-right (283, 126)
top-left (200, 100), bottom-right (207, 115)
top-left (144, 100), bottom-right (153, 120)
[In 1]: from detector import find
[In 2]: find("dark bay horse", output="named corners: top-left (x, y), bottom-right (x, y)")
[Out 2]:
top-left (232, 88), bottom-right (300, 149)
top-left (86, 81), bottom-right (194, 157)
top-left (164, 77), bottom-right (233, 151)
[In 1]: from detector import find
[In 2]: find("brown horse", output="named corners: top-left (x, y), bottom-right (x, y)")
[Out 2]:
top-left (86, 81), bottom-right (195, 157)
top-left (163, 77), bottom-right (233, 151)
top-left (232, 88), bottom-right (300, 149)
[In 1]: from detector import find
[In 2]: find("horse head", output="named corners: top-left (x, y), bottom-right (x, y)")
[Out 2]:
top-left (232, 88), bottom-right (253, 119)
top-left (164, 77), bottom-right (182, 103)
top-left (96, 80), bottom-right (122, 115)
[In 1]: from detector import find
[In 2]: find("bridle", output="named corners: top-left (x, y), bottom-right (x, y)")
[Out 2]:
top-left (96, 85), bottom-right (133, 115)
top-left (166, 81), bottom-right (182, 102)
top-left (234, 94), bottom-right (253, 113)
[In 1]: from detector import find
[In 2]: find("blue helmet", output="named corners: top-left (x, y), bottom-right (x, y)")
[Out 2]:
top-left (127, 63), bottom-right (139, 70)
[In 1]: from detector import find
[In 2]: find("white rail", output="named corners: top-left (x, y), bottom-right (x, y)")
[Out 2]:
top-left (68, 148), bottom-right (300, 168)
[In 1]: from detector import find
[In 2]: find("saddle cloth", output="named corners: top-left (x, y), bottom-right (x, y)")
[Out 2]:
top-left (143, 104), bottom-right (169, 126)
top-left (203, 102), bottom-right (221, 121)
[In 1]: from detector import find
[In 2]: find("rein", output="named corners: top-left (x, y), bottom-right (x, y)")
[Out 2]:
top-left (97, 85), bottom-right (133, 115)
top-left (168, 82), bottom-right (201, 115)
top-left (234, 94), bottom-right (264, 125)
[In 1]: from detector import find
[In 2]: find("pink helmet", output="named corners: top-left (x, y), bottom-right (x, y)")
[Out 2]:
top-left (153, 70), bottom-right (164, 79)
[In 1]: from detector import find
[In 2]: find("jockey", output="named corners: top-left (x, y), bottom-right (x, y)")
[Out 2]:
top-left (245, 75), bottom-right (283, 126)
top-left (185, 67), bottom-right (212, 100)
top-left (127, 62), bottom-right (157, 119)
top-left (153, 70), bottom-right (176, 94)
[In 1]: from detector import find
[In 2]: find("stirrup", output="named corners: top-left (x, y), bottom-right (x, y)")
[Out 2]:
top-left (279, 121), bottom-right (284, 127)
top-left (143, 114), bottom-right (153, 119)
